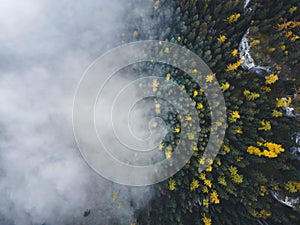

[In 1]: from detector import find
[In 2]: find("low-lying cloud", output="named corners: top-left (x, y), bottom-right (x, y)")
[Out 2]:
top-left (0, 0), bottom-right (156, 224)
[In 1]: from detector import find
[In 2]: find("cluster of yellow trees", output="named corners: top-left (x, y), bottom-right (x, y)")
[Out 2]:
top-left (251, 209), bottom-right (271, 219)
top-left (226, 59), bottom-right (243, 72)
top-left (247, 142), bottom-right (284, 158)
top-left (243, 89), bottom-right (260, 101)
top-left (285, 181), bottom-right (300, 193)
top-left (277, 19), bottom-right (300, 42)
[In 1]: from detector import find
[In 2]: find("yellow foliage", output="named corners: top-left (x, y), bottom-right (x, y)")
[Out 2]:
top-left (164, 47), bottom-right (170, 53)
top-left (216, 121), bottom-right (223, 126)
top-left (291, 34), bottom-right (300, 42)
top-left (227, 13), bottom-right (241, 23)
top-left (133, 30), bottom-right (139, 38)
top-left (276, 97), bottom-right (291, 108)
top-left (247, 142), bottom-right (284, 158)
top-left (166, 73), bottom-right (171, 80)
top-left (264, 142), bottom-right (284, 156)
top-left (153, 0), bottom-right (160, 10)
top-left (192, 69), bottom-right (198, 74)
top-left (272, 109), bottom-right (283, 117)
top-left (185, 115), bottom-right (192, 121)
top-left (273, 186), bottom-right (280, 191)
top-left (249, 92), bottom-right (260, 100)
top-left (260, 185), bottom-right (267, 194)
top-left (260, 86), bottom-right (271, 92)
top-left (202, 186), bottom-right (209, 193)
top-left (228, 166), bottom-right (238, 175)
top-left (258, 120), bottom-right (271, 131)
top-left (228, 166), bottom-right (243, 184)
top-left (203, 198), bottom-right (209, 208)
top-left (165, 150), bottom-right (172, 159)
top-left (226, 59), bottom-right (243, 71)
top-left (206, 73), bottom-right (215, 83)
top-left (244, 89), bottom-right (260, 100)
top-left (231, 49), bottom-right (238, 57)
top-left (152, 79), bottom-right (159, 92)
top-left (278, 22), bottom-right (288, 30)
top-left (290, 21), bottom-right (300, 28)
top-left (158, 142), bottom-right (164, 150)
top-left (199, 172), bottom-right (206, 180)
top-left (206, 165), bottom-right (213, 172)
top-left (231, 111), bottom-right (240, 119)
top-left (113, 191), bottom-right (119, 201)
top-left (155, 108), bottom-right (161, 114)
top-left (285, 181), bottom-right (300, 193)
top-left (202, 214), bottom-right (212, 225)
top-left (286, 31), bottom-right (293, 38)
top-left (232, 173), bottom-right (243, 184)
top-left (221, 82), bottom-right (230, 92)
top-left (174, 127), bottom-right (180, 133)
top-left (280, 45), bottom-right (286, 50)
top-left (223, 144), bottom-right (231, 153)
top-left (251, 209), bottom-right (271, 219)
top-left (289, 6), bottom-right (298, 14)
top-left (193, 90), bottom-right (198, 97)
top-left (217, 35), bottom-right (227, 43)
top-left (210, 190), bottom-right (220, 204)
top-left (234, 129), bottom-right (243, 134)
top-left (229, 111), bottom-right (240, 122)
top-left (247, 146), bottom-right (262, 156)
top-left (198, 157), bottom-right (205, 165)
top-left (250, 39), bottom-right (260, 46)
top-left (190, 179), bottom-right (200, 191)
top-left (218, 176), bottom-right (227, 186)
top-left (168, 178), bottom-right (176, 191)
top-left (269, 47), bottom-right (276, 52)
top-left (243, 89), bottom-right (251, 96)
top-left (277, 21), bottom-right (300, 30)
top-left (265, 74), bottom-right (278, 85)
top-left (204, 179), bottom-right (212, 188)
top-left (197, 102), bottom-right (204, 110)
top-left (236, 156), bottom-right (243, 162)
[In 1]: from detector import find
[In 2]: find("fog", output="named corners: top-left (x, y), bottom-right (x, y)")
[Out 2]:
top-left (0, 0), bottom-right (156, 224)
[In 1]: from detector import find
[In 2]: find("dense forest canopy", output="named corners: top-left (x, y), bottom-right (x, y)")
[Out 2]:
top-left (123, 0), bottom-right (300, 225)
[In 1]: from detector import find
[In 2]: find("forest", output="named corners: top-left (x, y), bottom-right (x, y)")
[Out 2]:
top-left (124, 0), bottom-right (300, 224)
